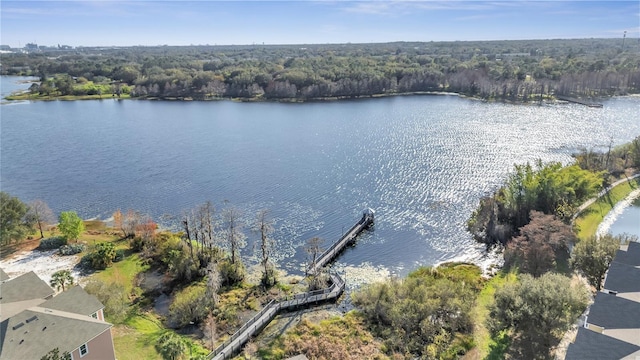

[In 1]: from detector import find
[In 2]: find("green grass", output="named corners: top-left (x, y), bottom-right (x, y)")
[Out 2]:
top-left (471, 270), bottom-right (517, 359)
top-left (113, 312), bottom-right (208, 360)
top-left (93, 253), bottom-right (148, 294)
top-left (113, 313), bottom-right (164, 360)
top-left (574, 178), bottom-right (639, 240)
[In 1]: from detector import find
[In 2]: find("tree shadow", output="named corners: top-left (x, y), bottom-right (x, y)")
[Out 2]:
top-left (486, 332), bottom-right (511, 360)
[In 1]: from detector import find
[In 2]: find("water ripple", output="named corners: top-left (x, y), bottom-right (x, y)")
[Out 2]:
top-left (2, 78), bottom-right (639, 277)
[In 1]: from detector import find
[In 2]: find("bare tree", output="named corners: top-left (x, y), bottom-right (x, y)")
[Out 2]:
top-left (26, 199), bottom-right (55, 238)
top-left (180, 210), bottom-right (195, 260)
top-left (253, 209), bottom-right (276, 287)
top-left (137, 214), bottom-right (157, 242)
top-left (196, 201), bottom-right (216, 250)
top-left (305, 237), bottom-right (323, 276)
top-left (201, 312), bottom-right (217, 350)
top-left (222, 207), bottom-right (246, 265)
top-left (205, 262), bottom-right (222, 305)
top-left (113, 209), bottom-right (142, 239)
top-left (305, 237), bottom-right (328, 291)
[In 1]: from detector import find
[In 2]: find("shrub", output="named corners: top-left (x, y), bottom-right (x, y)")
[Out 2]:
top-left (39, 236), bottom-right (67, 250)
top-left (155, 332), bottom-right (187, 360)
top-left (58, 243), bottom-right (86, 255)
top-left (352, 263), bottom-right (481, 358)
top-left (79, 253), bottom-right (94, 269)
top-left (168, 283), bottom-right (212, 328)
top-left (219, 259), bottom-right (245, 287)
top-left (114, 249), bottom-right (126, 262)
top-left (489, 273), bottom-right (589, 358)
top-left (90, 242), bottom-right (117, 270)
top-left (84, 279), bottom-right (129, 323)
top-left (79, 243), bottom-right (118, 270)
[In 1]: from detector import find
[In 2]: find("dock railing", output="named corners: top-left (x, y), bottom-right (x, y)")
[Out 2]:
top-left (207, 210), bottom-right (372, 360)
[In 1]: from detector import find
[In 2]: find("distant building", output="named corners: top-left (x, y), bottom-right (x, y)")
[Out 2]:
top-left (25, 43), bottom-right (38, 51)
top-left (0, 271), bottom-right (116, 360)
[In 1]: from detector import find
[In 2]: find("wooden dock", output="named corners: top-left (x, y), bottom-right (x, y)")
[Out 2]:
top-left (207, 209), bottom-right (373, 360)
top-left (309, 208), bottom-right (375, 275)
top-left (556, 95), bottom-right (603, 108)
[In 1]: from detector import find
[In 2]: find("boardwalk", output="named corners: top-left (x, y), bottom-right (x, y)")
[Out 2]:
top-left (208, 210), bottom-right (373, 360)
top-left (310, 209), bottom-right (375, 275)
top-left (557, 95), bottom-right (603, 108)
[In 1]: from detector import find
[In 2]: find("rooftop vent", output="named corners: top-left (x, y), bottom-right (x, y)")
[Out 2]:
top-left (26, 315), bottom-right (38, 323)
top-left (12, 322), bottom-right (24, 331)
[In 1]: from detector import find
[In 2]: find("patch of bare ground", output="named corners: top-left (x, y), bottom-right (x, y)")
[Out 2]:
top-left (0, 237), bottom-right (41, 260)
top-left (0, 247), bottom-right (82, 285)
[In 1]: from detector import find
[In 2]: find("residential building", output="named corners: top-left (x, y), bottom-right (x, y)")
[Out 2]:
top-left (0, 270), bottom-right (116, 360)
top-left (566, 241), bottom-right (640, 359)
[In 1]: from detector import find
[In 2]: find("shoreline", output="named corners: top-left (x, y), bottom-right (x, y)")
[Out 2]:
top-left (596, 188), bottom-right (640, 238)
top-left (5, 84), bottom-right (629, 106)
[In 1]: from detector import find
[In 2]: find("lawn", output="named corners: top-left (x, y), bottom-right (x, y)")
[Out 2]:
top-left (574, 178), bottom-right (639, 240)
top-left (470, 270), bottom-right (517, 360)
top-left (92, 252), bottom-right (148, 294)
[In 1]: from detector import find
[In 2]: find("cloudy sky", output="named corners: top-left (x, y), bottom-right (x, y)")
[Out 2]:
top-left (1, 1), bottom-right (638, 47)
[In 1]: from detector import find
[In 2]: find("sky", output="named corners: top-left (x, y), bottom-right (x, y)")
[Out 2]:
top-left (1, 1), bottom-right (638, 47)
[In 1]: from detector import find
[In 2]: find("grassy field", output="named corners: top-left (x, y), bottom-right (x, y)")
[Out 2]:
top-left (112, 312), bottom-right (209, 360)
top-left (574, 178), bottom-right (639, 240)
top-left (469, 270), bottom-right (517, 360)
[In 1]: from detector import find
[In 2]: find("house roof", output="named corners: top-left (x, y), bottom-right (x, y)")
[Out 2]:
top-left (614, 241), bottom-right (640, 267)
top-left (0, 268), bottom-right (8, 282)
top-left (0, 307), bottom-right (111, 360)
top-left (40, 285), bottom-right (104, 316)
top-left (587, 292), bottom-right (640, 329)
top-left (0, 272), bottom-right (54, 306)
top-left (565, 327), bottom-right (640, 360)
top-left (603, 261), bottom-right (640, 294)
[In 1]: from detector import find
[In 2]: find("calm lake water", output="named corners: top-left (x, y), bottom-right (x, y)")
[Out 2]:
top-left (607, 198), bottom-right (640, 238)
top-left (2, 76), bottom-right (640, 277)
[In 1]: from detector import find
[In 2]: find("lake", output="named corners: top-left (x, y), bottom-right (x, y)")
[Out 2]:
top-left (2, 76), bottom-right (639, 278)
top-left (603, 196), bottom-right (640, 239)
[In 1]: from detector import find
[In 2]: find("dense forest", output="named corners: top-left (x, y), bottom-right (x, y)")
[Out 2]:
top-left (2, 38), bottom-right (639, 102)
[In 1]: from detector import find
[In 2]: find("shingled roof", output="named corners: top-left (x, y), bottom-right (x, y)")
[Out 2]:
top-left (40, 286), bottom-right (104, 317)
top-left (0, 307), bottom-right (111, 360)
top-left (0, 271), bottom-right (114, 360)
top-left (0, 271), bottom-right (54, 306)
top-left (0, 268), bottom-right (8, 282)
top-left (587, 292), bottom-right (640, 329)
top-left (603, 261), bottom-right (640, 294)
top-left (566, 327), bottom-right (640, 360)
top-left (613, 241), bottom-right (640, 267)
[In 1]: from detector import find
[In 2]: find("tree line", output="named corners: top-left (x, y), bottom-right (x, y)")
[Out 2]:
top-left (2, 38), bottom-right (639, 102)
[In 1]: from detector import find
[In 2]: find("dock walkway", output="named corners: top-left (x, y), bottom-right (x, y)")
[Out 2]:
top-left (557, 95), bottom-right (603, 108)
top-left (310, 209), bottom-right (375, 275)
top-left (208, 209), bottom-right (374, 360)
